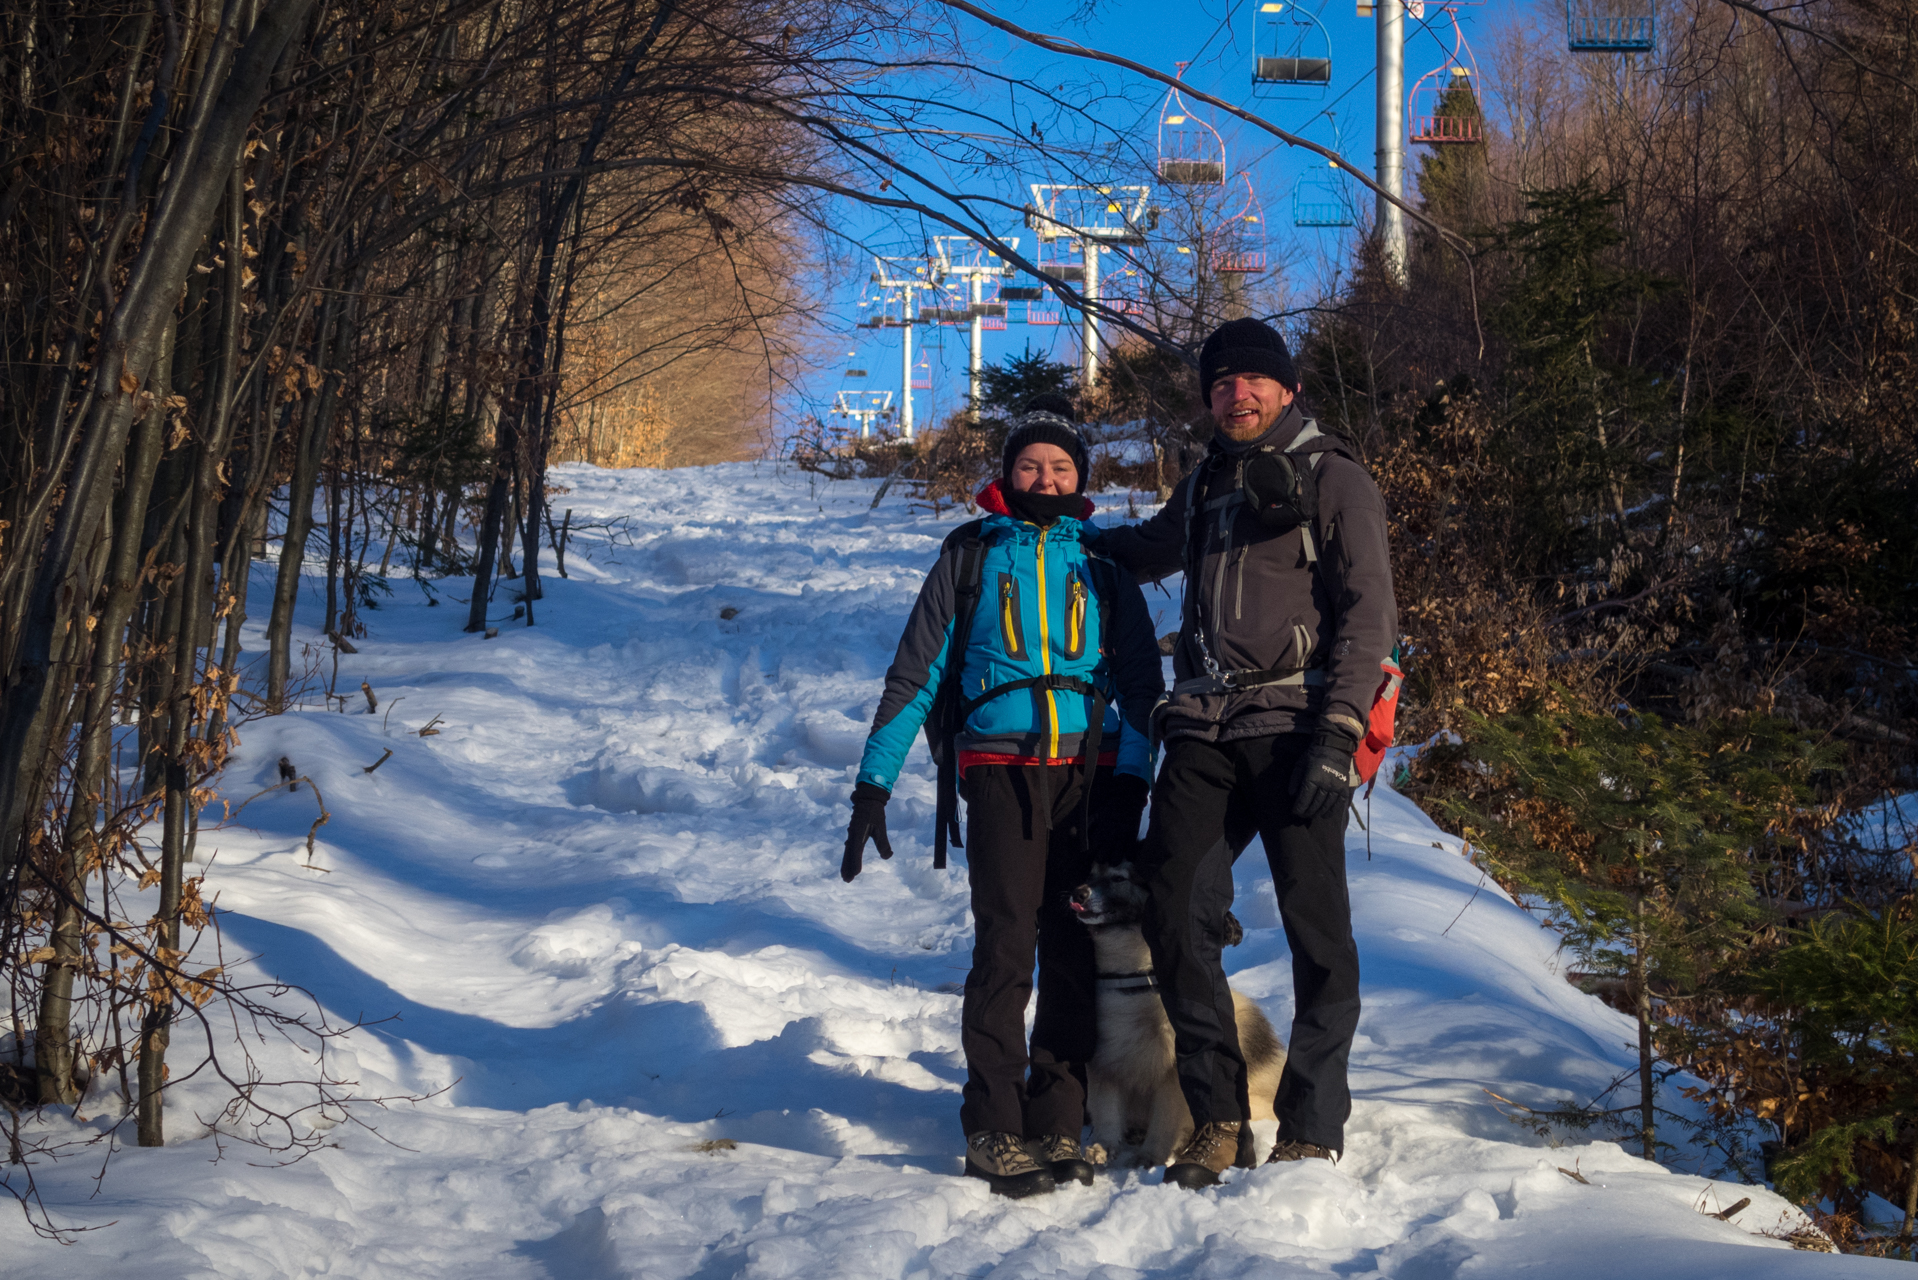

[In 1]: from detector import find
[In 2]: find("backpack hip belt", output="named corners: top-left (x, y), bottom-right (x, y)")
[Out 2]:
top-left (1169, 663), bottom-right (1328, 698)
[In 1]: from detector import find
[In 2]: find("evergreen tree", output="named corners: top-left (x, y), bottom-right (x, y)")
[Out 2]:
top-left (1735, 910), bottom-right (1918, 1244)
top-left (1434, 698), bottom-right (1833, 1159)
top-left (1495, 183), bottom-right (1669, 566)
top-left (975, 347), bottom-right (1077, 420)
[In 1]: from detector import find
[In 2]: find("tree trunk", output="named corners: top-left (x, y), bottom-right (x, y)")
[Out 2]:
top-left (1901, 1133), bottom-right (1916, 1241)
top-left (266, 260), bottom-right (363, 704)
top-left (138, 431), bottom-right (220, 1147)
top-left (36, 334), bottom-right (174, 1107)
top-left (1633, 896), bottom-right (1655, 1161)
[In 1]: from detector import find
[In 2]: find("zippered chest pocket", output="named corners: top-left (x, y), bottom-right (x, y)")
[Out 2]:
top-left (996, 573), bottom-right (1028, 660)
top-left (1063, 576), bottom-right (1088, 660)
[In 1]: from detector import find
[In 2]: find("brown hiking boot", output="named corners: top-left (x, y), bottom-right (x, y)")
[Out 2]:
top-left (1031, 1133), bottom-right (1095, 1187)
top-left (965, 1131), bottom-right (1056, 1199)
top-left (1165, 1121), bottom-right (1242, 1189)
top-left (1266, 1138), bottom-right (1337, 1164)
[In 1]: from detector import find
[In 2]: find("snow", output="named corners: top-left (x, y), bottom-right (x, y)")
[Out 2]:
top-left (4, 462), bottom-right (1897, 1278)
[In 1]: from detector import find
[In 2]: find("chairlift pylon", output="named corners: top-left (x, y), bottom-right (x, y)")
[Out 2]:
top-left (1251, 1), bottom-right (1333, 100)
top-left (1565, 0), bottom-right (1653, 51)
top-left (1157, 64), bottom-right (1227, 185)
top-left (1408, 6), bottom-right (1484, 146)
top-left (1212, 172), bottom-right (1267, 274)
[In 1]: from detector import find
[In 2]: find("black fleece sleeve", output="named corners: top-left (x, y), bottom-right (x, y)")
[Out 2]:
top-left (1091, 477), bottom-right (1188, 585)
top-left (1314, 456), bottom-right (1399, 739)
top-left (1101, 561), bottom-right (1166, 741)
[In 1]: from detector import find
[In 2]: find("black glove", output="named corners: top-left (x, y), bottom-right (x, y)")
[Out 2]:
top-left (1290, 725), bottom-right (1359, 821)
top-left (1111, 772), bottom-right (1151, 847)
top-left (841, 782), bottom-right (894, 882)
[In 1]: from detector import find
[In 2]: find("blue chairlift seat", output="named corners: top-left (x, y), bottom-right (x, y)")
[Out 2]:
top-left (1566, 0), bottom-right (1654, 51)
top-left (1293, 173), bottom-right (1353, 228)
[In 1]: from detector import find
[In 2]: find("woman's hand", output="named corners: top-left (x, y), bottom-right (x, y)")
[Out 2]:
top-left (841, 782), bottom-right (894, 882)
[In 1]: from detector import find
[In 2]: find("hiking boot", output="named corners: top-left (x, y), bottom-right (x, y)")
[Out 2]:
top-left (1165, 1121), bottom-right (1242, 1189)
top-left (965, 1131), bottom-right (1057, 1199)
top-left (1031, 1133), bottom-right (1095, 1187)
top-left (1266, 1138), bottom-right (1337, 1164)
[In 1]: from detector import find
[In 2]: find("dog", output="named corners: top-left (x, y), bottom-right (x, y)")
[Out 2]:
top-left (1068, 862), bottom-right (1286, 1168)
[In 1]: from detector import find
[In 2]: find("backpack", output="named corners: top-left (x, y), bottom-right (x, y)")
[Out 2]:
top-left (1355, 641), bottom-right (1404, 791)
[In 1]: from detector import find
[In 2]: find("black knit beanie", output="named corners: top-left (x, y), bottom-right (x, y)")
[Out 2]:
top-left (1198, 318), bottom-right (1299, 393)
top-left (1001, 405), bottom-right (1089, 494)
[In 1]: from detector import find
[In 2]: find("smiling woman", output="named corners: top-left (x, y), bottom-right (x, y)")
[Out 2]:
top-left (842, 400), bottom-right (1165, 1198)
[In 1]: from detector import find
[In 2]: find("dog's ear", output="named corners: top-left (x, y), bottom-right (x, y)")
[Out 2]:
top-left (1222, 909), bottom-right (1244, 948)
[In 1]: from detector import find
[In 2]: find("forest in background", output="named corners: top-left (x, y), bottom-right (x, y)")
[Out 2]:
top-left (0, 0), bottom-right (1910, 1255)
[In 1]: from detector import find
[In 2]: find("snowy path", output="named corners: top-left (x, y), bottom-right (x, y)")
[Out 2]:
top-left (4, 463), bottom-right (1894, 1278)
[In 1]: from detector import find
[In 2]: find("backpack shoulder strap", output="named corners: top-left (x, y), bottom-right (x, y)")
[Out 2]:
top-left (928, 519), bottom-right (988, 869)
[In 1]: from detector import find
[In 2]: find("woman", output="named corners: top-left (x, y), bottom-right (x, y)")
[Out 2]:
top-left (840, 399), bottom-right (1164, 1198)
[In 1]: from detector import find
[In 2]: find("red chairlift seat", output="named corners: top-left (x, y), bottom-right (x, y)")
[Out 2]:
top-left (1409, 8), bottom-right (1485, 147)
top-left (1212, 173), bottom-right (1268, 275)
top-left (1409, 68), bottom-right (1483, 144)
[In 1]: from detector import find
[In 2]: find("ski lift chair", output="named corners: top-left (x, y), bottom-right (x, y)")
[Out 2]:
top-left (1409, 67), bottom-right (1483, 144)
top-left (1293, 162), bottom-right (1355, 227)
top-left (1157, 68), bottom-right (1227, 185)
top-left (911, 351), bottom-right (933, 391)
top-left (1409, 8), bottom-right (1485, 146)
top-left (1212, 173), bottom-right (1268, 274)
top-left (1566, 0), bottom-right (1654, 51)
top-left (1251, 3), bottom-right (1333, 100)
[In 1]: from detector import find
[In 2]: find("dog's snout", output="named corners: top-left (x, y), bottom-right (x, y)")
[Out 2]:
top-left (1070, 884), bottom-right (1092, 904)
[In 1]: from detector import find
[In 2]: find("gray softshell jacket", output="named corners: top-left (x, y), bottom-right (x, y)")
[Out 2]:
top-left (1095, 407), bottom-right (1398, 745)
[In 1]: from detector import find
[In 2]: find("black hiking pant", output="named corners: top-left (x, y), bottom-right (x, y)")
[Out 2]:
top-left (1138, 733), bottom-right (1360, 1151)
top-left (958, 762), bottom-right (1133, 1139)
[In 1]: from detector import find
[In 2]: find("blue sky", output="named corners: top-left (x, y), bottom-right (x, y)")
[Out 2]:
top-left (802, 0), bottom-right (1516, 432)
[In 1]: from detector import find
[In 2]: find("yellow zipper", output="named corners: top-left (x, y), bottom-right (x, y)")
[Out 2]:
top-left (1067, 579), bottom-right (1086, 656)
top-left (1000, 580), bottom-right (1017, 651)
top-left (1036, 529), bottom-right (1057, 758)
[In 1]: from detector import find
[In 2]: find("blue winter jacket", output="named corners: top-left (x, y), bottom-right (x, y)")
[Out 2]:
top-left (857, 482), bottom-right (1165, 793)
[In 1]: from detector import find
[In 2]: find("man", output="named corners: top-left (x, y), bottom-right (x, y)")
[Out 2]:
top-left (1094, 317), bottom-right (1397, 1188)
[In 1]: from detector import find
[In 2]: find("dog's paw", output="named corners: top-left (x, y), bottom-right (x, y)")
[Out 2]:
top-left (1223, 908), bottom-right (1244, 947)
top-left (1084, 1142), bottom-right (1110, 1167)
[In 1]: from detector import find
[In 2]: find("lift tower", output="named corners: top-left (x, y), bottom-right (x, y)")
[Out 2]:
top-left (833, 388), bottom-right (893, 441)
top-left (1376, 0), bottom-right (1409, 283)
top-left (1025, 186), bottom-right (1151, 388)
top-left (868, 255), bottom-right (942, 440)
top-left (931, 237), bottom-right (1019, 416)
